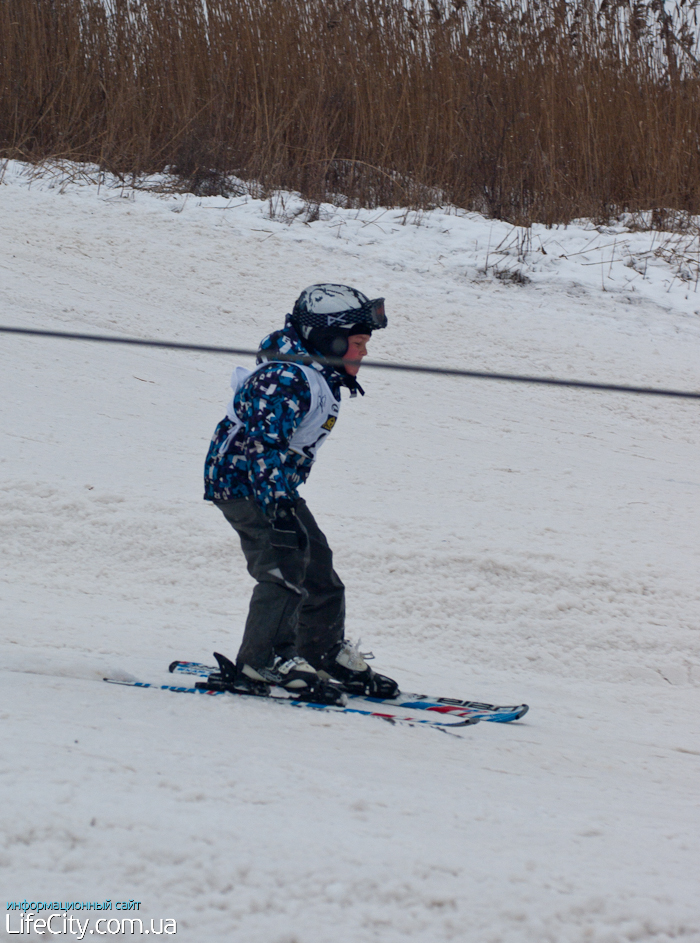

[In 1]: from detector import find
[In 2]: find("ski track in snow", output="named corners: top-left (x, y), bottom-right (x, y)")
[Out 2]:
top-left (1, 161), bottom-right (699, 942)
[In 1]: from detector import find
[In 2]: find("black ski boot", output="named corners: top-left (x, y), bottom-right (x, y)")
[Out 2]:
top-left (240, 654), bottom-right (320, 690)
top-left (199, 652), bottom-right (346, 706)
top-left (317, 641), bottom-right (400, 699)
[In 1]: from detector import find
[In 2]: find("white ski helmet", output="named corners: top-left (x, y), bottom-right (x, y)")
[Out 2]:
top-left (291, 283), bottom-right (387, 357)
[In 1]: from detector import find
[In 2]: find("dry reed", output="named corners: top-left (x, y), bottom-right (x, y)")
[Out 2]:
top-left (2, 0), bottom-right (700, 224)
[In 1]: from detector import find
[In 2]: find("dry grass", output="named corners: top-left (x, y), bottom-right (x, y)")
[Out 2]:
top-left (3, 0), bottom-right (700, 224)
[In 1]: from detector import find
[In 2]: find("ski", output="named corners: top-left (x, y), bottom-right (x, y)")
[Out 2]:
top-left (168, 659), bottom-right (529, 723)
top-left (103, 678), bottom-right (480, 728)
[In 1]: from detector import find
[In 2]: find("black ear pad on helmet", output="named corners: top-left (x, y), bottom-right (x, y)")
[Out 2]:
top-left (307, 327), bottom-right (350, 358)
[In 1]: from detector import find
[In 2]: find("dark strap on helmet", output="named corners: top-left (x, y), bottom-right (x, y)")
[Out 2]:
top-left (343, 376), bottom-right (365, 397)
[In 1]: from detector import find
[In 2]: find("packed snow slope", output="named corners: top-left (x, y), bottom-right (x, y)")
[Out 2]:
top-left (1, 161), bottom-right (699, 943)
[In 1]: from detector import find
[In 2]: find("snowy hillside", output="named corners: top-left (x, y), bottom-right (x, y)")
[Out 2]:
top-left (1, 160), bottom-right (699, 942)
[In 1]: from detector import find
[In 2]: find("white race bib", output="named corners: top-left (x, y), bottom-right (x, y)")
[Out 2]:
top-left (220, 362), bottom-right (340, 462)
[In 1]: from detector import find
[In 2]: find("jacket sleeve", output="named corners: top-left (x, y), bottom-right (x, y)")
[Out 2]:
top-left (240, 363), bottom-right (312, 515)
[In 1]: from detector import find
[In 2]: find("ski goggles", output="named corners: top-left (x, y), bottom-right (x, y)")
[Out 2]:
top-left (357, 297), bottom-right (387, 330)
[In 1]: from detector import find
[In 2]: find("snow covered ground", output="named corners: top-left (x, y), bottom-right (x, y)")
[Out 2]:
top-left (1, 160), bottom-right (699, 942)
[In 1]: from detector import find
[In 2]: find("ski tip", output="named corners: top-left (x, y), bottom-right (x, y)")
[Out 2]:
top-left (168, 661), bottom-right (180, 674)
top-left (485, 704), bottom-right (529, 722)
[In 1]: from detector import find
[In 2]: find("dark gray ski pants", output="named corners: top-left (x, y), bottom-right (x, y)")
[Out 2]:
top-left (213, 497), bottom-right (345, 670)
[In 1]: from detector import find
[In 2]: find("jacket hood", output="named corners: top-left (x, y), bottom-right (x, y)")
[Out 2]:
top-left (256, 318), bottom-right (310, 365)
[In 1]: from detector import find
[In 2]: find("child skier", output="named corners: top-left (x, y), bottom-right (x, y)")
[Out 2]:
top-left (204, 284), bottom-right (399, 704)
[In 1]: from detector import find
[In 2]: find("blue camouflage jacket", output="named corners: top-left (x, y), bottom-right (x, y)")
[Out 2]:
top-left (203, 321), bottom-right (346, 515)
